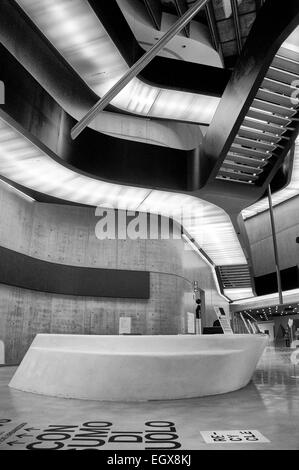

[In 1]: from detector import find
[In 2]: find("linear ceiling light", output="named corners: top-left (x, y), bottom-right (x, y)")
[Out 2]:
top-left (137, 190), bottom-right (247, 265)
top-left (0, 117), bottom-right (150, 209)
top-left (231, 288), bottom-right (299, 306)
top-left (16, 0), bottom-right (220, 125)
top-left (223, 288), bottom-right (255, 301)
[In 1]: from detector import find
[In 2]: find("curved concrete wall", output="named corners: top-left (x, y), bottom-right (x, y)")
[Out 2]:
top-left (10, 334), bottom-right (268, 401)
top-left (0, 183), bottom-right (228, 364)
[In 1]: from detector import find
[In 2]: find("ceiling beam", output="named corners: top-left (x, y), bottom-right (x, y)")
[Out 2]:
top-left (231, 0), bottom-right (243, 55)
top-left (142, 0), bottom-right (162, 30)
top-left (174, 0), bottom-right (190, 37)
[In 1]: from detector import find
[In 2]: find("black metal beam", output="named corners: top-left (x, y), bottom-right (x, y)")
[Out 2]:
top-left (231, 0), bottom-right (242, 54)
top-left (267, 185), bottom-right (283, 305)
top-left (205, 2), bottom-right (223, 62)
top-left (174, 0), bottom-right (190, 38)
top-left (142, 0), bottom-right (162, 30)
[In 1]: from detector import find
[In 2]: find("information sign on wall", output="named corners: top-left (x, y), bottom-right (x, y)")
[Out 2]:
top-left (187, 312), bottom-right (195, 334)
top-left (119, 316), bottom-right (132, 335)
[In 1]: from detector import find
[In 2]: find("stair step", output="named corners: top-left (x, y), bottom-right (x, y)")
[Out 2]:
top-left (226, 153), bottom-right (267, 167)
top-left (257, 88), bottom-right (299, 108)
top-left (277, 46), bottom-right (299, 64)
top-left (230, 144), bottom-right (271, 159)
top-left (262, 77), bottom-right (298, 98)
top-left (273, 55), bottom-right (299, 76)
top-left (247, 108), bottom-right (293, 127)
top-left (243, 117), bottom-right (290, 135)
top-left (216, 175), bottom-right (254, 185)
top-left (234, 136), bottom-right (277, 152)
top-left (239, 126), bottom-right (283, 144)
top-left (218, 168), bottom-right (259, 181)
top-left (222, 160), bottom-right (263, 174)
top-left (267, 66), bottom-right (298, 86)
top-left (216, 171), bottom-right (256, 183)
top-left (252, 98), bottom-right (297, 119)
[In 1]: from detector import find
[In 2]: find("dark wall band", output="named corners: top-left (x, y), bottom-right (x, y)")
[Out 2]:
top-left (0, 246), bottom-right (150, 299)
top-left (254, 266), bottom-right (299, 296)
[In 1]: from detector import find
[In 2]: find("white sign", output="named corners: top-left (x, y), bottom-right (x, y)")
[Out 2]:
top-left (187, 312), bottom-right (195, 334)
top-left (288, 319), bottom-right (294, 328)
top-left (119, 317), bottom-right (131, 335)
top-left (200, 430), bottom-right (270, 444)
top-left (0, 341), bottom-right (4, 365)
top-left (291, 349), bottom-right (299, 365)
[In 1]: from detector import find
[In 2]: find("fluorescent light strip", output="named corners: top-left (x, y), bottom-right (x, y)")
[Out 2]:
top-left (182, 233), bottom-right (231, 302)
top-left (0, 115), bottom-right (248, 268)
top-left (223, 288), bottom-right (255, 301)
top-left (232, 288), bottom-right (299, 305)
top-left (0, 118), bottom-right (150, 209)
top-left (138, 191), bottom-right (247, 265)
top-left (16, 0), bottom-right (220, 125)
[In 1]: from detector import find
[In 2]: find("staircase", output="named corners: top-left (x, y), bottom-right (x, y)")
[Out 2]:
top-left (218, 264), bottom-right (252, 289)
top-left (217, 46), bottom-right (299, 185)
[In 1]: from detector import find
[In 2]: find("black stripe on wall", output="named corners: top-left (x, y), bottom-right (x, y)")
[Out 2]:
top-left (254, 266), bottom-right (299, 296)
top-left (0, 246), bottom-right (150, 299)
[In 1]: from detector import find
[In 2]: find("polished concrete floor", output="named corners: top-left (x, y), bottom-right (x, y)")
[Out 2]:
top-left (0, 346), bottom-right (298, 450)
